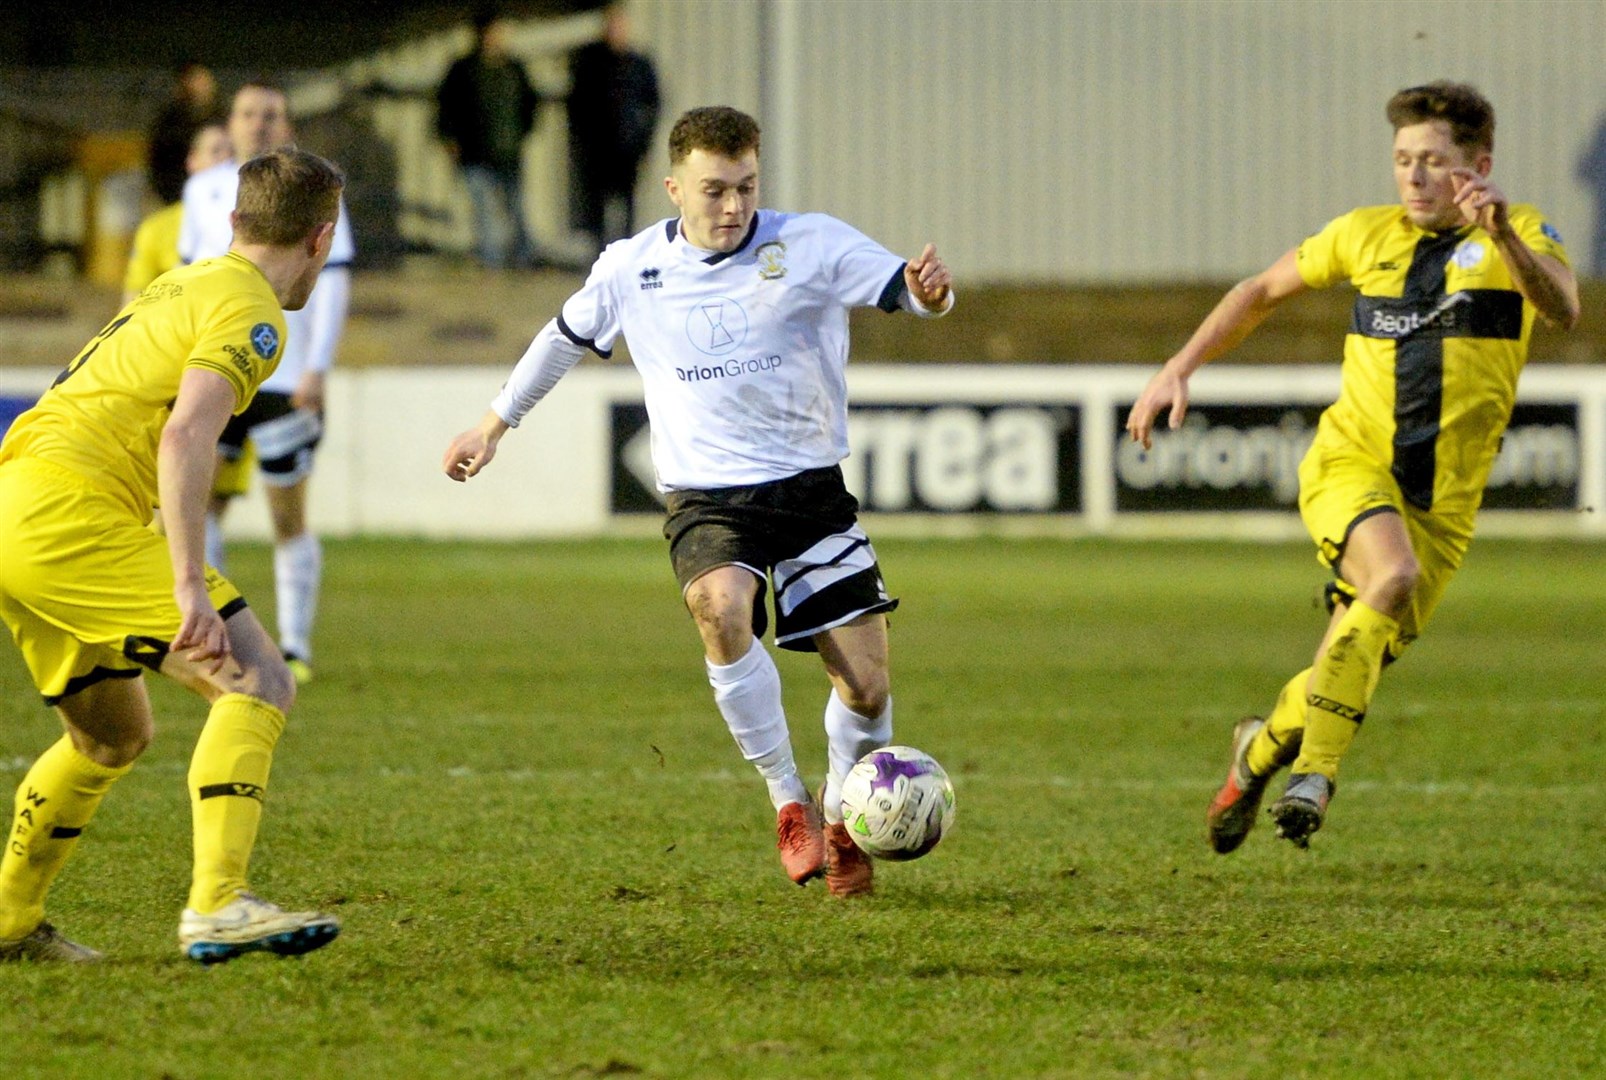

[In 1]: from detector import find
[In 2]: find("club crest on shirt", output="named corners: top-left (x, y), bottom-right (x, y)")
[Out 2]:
top-left (1449, 240), bottom-right (1485, 271)
top-left (755, 241), bottom-right (787, 280)
top-left (250, 322), bottom-right (280, 360)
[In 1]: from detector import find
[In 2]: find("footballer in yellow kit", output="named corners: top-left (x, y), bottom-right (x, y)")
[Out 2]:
top-left (1294, 199), bottom-right (1569, 654)
top-left (1126, 82), bottom-right (1579, 852)
top-left (0, 147), bottom-right (345, 964)
top-left (0, 252), bottom-right (281, 700)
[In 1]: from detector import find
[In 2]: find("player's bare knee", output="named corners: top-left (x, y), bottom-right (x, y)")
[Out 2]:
top-left (227, 656), bottom-right (296, 713)
top-left (838, 676), bottom-right (889, 719)
top-left (67, 717), bottom-right (152, 769)
top-left (1370, 559), bottom-right (1420, 615)
top-left (687, 588), bottom-right (753, 660)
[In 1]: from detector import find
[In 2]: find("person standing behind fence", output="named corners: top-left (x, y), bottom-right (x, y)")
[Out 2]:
top-left (435, 7), bottom-right (545, 270)
top-left (567, 3), bottom-right (660, 255)
top-left (148, 62), bottom-right (220, 206)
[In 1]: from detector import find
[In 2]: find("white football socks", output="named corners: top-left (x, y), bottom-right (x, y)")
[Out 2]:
top-left (822, 689), bottom-right (892, 824)
top-left (274, 531), bottom-right (322, 662)
top-left (204, 512), bottom-right (227, 572)
top-left (707, 637), bottom-right (808, 810)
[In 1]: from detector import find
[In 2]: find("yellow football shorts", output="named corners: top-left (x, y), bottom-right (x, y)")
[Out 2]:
top-left (0, 458), bottom-right (244, 705)
top-left (1297, 436), bottom-right (1474, 659)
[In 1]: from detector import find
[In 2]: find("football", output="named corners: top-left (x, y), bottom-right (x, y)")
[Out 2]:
top-left (839, 745), bottom-right (956, 860)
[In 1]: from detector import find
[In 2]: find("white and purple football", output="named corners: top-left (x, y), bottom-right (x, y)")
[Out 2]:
top-left (839, 745), bottom-right (956, 860)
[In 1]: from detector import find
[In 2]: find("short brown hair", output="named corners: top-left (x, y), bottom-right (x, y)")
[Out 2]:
top-left (1386, 81), bottom-right (1495, 155)
top-left (668, 106), bottom-right (761, 165)
top-left (233, 148), bottom-right (345, 246)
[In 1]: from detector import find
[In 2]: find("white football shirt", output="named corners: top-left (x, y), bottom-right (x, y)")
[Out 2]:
top-left (493, 209), bottom-right (948, 490)
top-left (179, 159), bottom-right (355, 394)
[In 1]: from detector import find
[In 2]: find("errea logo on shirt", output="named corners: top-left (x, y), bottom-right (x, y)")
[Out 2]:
top-left (639, 267), bottom-right (662, 290)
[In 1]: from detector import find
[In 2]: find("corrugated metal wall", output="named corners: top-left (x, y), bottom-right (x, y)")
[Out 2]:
top-left (635, 0), bottom-right (1606, 283)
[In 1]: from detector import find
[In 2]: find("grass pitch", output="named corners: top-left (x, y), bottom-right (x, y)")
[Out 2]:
top-left (2, 536), bottom-right (1602, 1079)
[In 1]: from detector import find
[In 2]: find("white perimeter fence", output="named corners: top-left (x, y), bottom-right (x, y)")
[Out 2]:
top-left (2, 365), bottom-right (1602, 541)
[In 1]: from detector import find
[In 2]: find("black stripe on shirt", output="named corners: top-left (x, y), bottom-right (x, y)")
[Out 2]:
top-left (1389, 229), bottom-right (1465, 511)
top-left (557, 312), bottom-right (613, 359)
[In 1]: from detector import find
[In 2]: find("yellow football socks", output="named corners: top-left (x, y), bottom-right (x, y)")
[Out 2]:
top-left (1246, 667), bottom-right (1312, 778)
top-left (0, 736), bottom-right (130, 941)
top-left (1293, 601), bottom-right (1399, 781)
top-left (187, 693), bottom-right (285, 914)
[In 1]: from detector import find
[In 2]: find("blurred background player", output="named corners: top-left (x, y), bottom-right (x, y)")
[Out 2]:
top-left (125, 121), bottom-right (259, 511)
top-left (1126, 81), bottom-right (1579, 851)
top-left (125, 121), bottom-right (231, 304)
top-left (181, 80), bottom-right (356, 684)
top-left (0, 148), bottom-right (345, 964)
top-left (567, 3), bottom-right (660, 255)
top-left (435, 6), bottom-right (546, 270)
top-left (442, 106), bottom-right (953, 898)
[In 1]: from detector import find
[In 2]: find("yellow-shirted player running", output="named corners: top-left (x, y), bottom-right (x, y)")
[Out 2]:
top-left (0, 148), bottom-right (346, 963)
top-left (1126, 82), bottom-right (1580, 851)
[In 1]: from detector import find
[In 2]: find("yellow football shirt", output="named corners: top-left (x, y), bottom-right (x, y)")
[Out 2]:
top-left (0, 251), bottom-right (285, 519)
top-left (1295, 203), bottom-right (1569, 515)
top-left (123, 202), bottom-right (184, 297)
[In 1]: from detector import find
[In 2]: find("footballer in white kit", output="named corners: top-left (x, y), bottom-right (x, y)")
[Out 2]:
top-left (179, 80), bottom-right (355, 681)
top-left (445, 106), bottom-right (953, 898)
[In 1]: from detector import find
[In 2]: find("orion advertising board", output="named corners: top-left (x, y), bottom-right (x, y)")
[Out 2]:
top-left (610, 401), bottom-right (1081, 513)
top-left (1112, 402), bottom-right (1581, 512)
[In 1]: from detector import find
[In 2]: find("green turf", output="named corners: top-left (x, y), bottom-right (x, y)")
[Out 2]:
top-left (2, 537), bottom-right (1602, 1079)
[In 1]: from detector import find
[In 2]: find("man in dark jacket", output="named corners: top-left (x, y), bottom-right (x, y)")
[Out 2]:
top-left (436, 9), bottom-right (543, 269)
top-left (567, 4), bottom-right (660, 255)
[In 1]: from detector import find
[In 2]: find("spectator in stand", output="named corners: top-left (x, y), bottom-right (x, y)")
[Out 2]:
top-left (567, 3), bottom-right (660, 255)
top-left (147, 62), bottom-right (220, 206)
top-left (435, 8), bottom-right (546, 270)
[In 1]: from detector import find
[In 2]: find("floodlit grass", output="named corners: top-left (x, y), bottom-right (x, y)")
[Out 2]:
top-left (2, 537), bottom-right (1602, 1078)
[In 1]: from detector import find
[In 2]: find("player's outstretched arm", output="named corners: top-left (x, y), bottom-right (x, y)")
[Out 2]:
top-left (159, 368), bottom-right (239, 671)
top-left (1451, 169), bottom-right (1580, 331)
top-left (443, 409), bottom-right (511, 482)
top-left (904, 243), bottom-right (953, 313)
top-left (1125, 247), bottom-right (1307, 449)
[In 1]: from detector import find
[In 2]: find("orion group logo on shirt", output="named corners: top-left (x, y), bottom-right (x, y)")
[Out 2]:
top-left (249, 322), bottom-right (280, 360)
top-left (685, 297), bottom-right (749, 356)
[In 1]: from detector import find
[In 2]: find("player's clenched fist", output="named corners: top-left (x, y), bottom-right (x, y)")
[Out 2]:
top-left (904, 243), bottom-right (951, 310)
